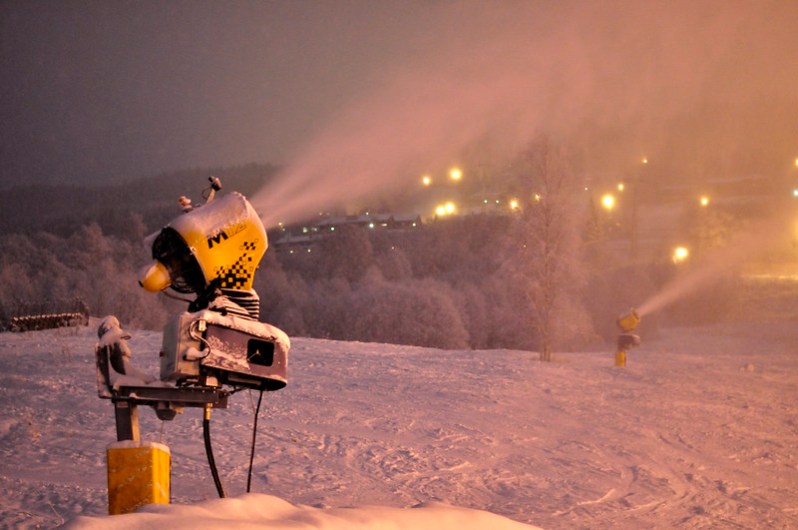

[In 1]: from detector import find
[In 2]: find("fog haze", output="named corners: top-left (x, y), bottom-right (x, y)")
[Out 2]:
top-left (2, 0), bottom-right (797, 198)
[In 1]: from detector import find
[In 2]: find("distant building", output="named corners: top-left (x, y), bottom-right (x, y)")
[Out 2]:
top-left (273, 212), bottom-right (422, 253)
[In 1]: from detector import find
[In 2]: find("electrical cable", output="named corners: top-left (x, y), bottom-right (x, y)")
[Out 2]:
top-left (203, 405), bottom-right (226, 498)
top-left (247, 390), bottom-right (264, 493)
top-left (188, 320), bottom-right (212, 360)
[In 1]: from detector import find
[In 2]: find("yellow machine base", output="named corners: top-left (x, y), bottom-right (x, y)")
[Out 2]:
top-left (107, 441), bottom-right (170, 515)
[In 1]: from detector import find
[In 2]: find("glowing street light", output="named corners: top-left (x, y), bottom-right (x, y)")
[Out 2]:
top-left (700, 196), bottom-right (710, 207)
top-left (435, 201), bottom-right (457, 217)
top-left (642, 156), bottom-right (649, 165)
top-left (601, 193), bottom-right (616, 211)
top-left (421, 175), bottom-right (432, 186)
top-left (449, 167), bottom-right (463, 182)
top-left (509, 198), bottom-right (520, 211)
top-left (617, 182), bottom-right (625, 192)
top-left (672, 246), bottom-right (689, 264)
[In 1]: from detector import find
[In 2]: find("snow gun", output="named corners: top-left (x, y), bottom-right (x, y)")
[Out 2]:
top-left (94, 177), bottom-right (289, 514)
top-left (615, 308), bottom-right (641, 367)
top-left (137, 177), bottom-right (288, 391)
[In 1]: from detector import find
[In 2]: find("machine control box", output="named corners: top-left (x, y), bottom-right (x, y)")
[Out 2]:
top-left (160, 310), bottom-right (289, 390)
top-left (201, 323), bottom-right (287, 391)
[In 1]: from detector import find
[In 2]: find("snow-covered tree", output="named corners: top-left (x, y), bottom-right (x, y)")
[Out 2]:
top-left (318, 224), bottom-right (374, 283)
top-left (506, 138), bottom-right (589, 361)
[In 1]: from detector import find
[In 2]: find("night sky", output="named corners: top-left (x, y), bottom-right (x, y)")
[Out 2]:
top-left (2, 0), bottom-right (797, 190)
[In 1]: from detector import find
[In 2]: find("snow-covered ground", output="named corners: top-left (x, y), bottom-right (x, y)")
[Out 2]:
top-left (1, 318), bottom-right (797, 529)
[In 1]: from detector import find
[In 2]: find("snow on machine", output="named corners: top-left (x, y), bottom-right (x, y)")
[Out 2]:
top-left (95, 177), bottom-right (289, 514)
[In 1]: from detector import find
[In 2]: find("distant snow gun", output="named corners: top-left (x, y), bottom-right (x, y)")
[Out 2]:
top-left (615, 308), bottom-right (641, 367)
top-left (94, 177), bottom-right (289, 515)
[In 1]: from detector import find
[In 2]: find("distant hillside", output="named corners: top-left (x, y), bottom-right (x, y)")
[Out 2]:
top-left (0, 163), bottom-right (279, 239)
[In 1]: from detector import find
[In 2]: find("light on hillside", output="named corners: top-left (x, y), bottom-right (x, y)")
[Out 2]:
top-left (435, 201), bottom-right (457, 217)
top-left (672, 246), bottom-right (689, 264)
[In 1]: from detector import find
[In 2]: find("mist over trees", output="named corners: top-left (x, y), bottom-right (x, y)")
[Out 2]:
top-left (256, 141), bottom-right (598, 354)
top-left (0, 149), bottom-right (764, 354)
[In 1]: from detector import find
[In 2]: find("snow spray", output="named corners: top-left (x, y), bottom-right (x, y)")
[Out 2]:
top-left (247, 3), bottom-right (772, 229)
top-left (246, 3), bottom-right (793, 230)
top-left (247, 62), bottom-right (547, 228)
top-left (636, 208), bottom-right (791, 318)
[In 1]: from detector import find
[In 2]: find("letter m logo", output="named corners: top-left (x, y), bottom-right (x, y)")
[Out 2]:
top-left (207, 231), bottom-right (229, 248)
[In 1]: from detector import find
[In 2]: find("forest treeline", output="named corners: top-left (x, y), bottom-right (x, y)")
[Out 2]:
top-left (0, 208), bottom-right (715, 351)
top-left (0, 154), bottom-right (750, 352)
top-left (0, 216), bottom-right (585, 348)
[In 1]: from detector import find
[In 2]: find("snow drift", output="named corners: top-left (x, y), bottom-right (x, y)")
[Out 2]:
top-left (64, 494), bottom-right (536, 530)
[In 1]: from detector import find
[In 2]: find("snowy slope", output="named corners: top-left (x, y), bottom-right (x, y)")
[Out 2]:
top-left (1, 319), bottom-right (797, 529)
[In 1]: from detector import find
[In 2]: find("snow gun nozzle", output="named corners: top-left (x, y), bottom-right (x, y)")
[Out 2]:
top-left (617, 308), bottom-right (640, 333)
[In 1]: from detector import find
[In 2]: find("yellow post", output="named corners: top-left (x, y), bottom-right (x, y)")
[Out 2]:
top-left (615, 350), bottom-right (627, 367)
top-left (107, 441), bottom-right (171, 515)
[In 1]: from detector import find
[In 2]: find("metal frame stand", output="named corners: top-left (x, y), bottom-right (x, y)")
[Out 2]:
top-left (97, 344), bottom-right (229, 514)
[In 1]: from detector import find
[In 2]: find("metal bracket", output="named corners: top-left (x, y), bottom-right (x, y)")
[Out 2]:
top-left (97, 344), bottom-right (229, 441)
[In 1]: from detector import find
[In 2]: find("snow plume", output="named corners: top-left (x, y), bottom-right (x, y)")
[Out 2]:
top-left (251, 0), bottom-right (798, 227)
top-left (636, 206), bottom-right (793, 317)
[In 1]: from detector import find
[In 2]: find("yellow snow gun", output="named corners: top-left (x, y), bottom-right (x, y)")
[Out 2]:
top-left (615, 308), bottom-right (641, 367)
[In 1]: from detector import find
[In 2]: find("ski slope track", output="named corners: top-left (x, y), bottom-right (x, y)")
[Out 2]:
top-left (0, 320), bottom-right (796, 528)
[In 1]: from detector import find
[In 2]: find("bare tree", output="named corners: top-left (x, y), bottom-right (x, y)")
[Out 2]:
top-left (508, 138), bottom-right (587, 361)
